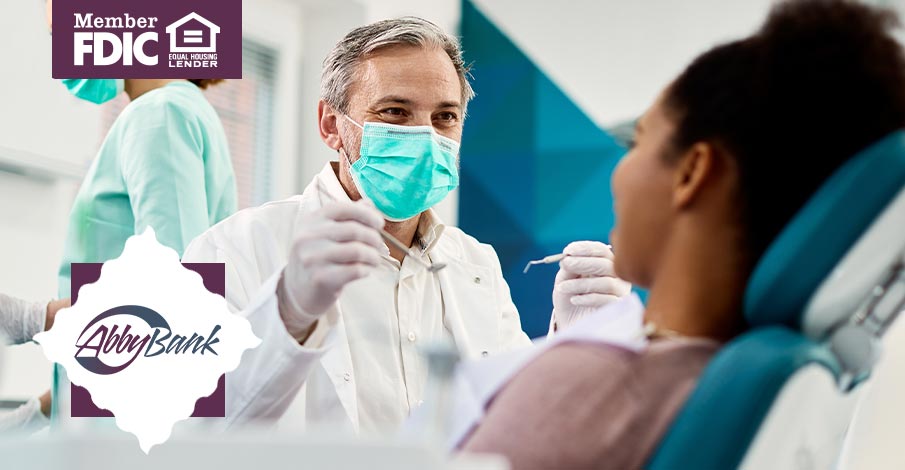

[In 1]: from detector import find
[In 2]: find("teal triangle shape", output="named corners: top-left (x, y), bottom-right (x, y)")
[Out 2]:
top-left (535, 72), bottom-right (624, 153)
top-left (460, 0), bottom-right (630, 337)
top-left (536, 158), bottom-right (620, 245)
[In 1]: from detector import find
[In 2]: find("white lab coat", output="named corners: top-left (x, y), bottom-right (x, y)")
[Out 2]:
top-left (182, 163), bottom-right (533, 432)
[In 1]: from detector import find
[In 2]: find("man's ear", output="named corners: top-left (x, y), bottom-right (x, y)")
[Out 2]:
top-left (318, 100), bottom-right (342, 151)
top-left (673, 142), bottom-right (722, 209)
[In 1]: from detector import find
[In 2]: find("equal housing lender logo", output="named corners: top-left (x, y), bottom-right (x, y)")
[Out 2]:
top-left (52, 0), bottom-right (241, 78)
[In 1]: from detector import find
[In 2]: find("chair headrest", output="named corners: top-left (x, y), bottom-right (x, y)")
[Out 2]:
top-left (744, 130), bottom-right (905, 335)
top-left (804, 189), bottom-right (905, 339)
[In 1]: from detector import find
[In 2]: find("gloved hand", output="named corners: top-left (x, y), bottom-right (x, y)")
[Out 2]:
top-left (0, 294), bottom-right (68, 345)
top-left (0, 393), bottom-right (50, 433)
top-left (552, 241), bottom-right (632, 331)
top-left (277, 200), bottom-right (385, 340)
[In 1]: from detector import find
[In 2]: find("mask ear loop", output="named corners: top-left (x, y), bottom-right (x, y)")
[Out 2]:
top-left (339, 147), bottom-right (354, 166)
top-left (337, 115), bottom-right (375, 210)
top-left (344, 114), bottom-right (365, 130)
top-left (339, 114), bottom-right (365, 166)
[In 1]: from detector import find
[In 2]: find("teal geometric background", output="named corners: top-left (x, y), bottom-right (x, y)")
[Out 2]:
top-left (459, 0), bottom-right (628, 338)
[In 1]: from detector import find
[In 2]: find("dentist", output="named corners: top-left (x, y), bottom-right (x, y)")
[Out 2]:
top-left (182, 17), bottom-right (630, 433)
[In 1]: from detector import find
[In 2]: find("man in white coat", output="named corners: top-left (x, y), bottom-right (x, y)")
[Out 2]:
top-left (182, 17), bottom-right (631, 434)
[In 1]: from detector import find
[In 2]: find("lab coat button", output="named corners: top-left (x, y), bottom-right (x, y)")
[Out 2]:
top-left (343, 372), bottom-right (351, 382)
top-left (481, 350), bottom-right (489, 357)
top-left (473, 276), bottom-right (481, 284)
top-left (407, 332), bottom-right (417, 342)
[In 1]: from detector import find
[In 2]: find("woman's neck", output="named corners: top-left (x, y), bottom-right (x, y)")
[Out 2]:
top-left (643, 220), bottom-right (749, 342)
top-left (124, 79), bottom-right (186, 101)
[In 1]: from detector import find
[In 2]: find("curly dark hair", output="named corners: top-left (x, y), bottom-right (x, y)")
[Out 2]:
top-left (663, 0), bottom-right (905, 266)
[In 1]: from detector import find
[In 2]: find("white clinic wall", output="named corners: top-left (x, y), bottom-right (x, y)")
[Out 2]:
top-left (0, 0), bottom-right (92, 400)
top-left (242, 0), bottom-right (305, 201)
top-left (294, 0), bottom-right (366, 202)
top-left (0, 4), bottom-right (103, 164)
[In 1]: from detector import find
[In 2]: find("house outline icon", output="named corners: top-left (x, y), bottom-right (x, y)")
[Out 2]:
top-left (165, 12), bottom-right (220, 54)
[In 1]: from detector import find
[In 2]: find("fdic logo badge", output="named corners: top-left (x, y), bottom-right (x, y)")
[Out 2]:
top-left (52, 0), bottom-right (241, 78)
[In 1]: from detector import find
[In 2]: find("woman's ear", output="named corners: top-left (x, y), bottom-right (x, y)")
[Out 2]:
top-left (318, 100), bottom-right (342, 151)
top-left (672, 142), bottom-right (721, 209)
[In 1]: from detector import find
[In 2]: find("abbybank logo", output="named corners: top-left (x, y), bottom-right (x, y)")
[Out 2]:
top-left (53, 0), bottom-right (240, 78)
top-left (34, 230), bottom-right (260, 452)
top-left (75, 305), bottom-right (221, 375)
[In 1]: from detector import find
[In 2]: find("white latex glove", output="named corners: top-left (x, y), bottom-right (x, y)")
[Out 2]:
top-left (0, 396), bottom-right (49, 434)
top-left (0, 293), bottom-right (47, 345)
top-left (552, 241), bottom-right (632, 331)
top-left (277, 200), bottom-right (385, 339)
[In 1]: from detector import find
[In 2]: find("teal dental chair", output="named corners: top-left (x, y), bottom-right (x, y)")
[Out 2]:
top-left (647, 131), bottom-right (905, 469)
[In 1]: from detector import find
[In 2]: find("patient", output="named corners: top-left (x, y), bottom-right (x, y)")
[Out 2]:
top-left (461, 0), bottom-right (905, 468)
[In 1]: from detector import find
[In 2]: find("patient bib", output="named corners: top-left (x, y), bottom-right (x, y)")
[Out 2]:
top-left (403, 294), bottom-right (648, 448)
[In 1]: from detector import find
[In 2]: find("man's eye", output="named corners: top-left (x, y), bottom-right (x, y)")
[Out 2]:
top-left (381, 108), bottom-right (405, 116)
top-left (435, 112), bottom-right (458, 123)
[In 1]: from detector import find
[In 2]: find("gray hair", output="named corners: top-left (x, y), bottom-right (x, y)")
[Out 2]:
top-left (321, 17), bottom-right (475, 115)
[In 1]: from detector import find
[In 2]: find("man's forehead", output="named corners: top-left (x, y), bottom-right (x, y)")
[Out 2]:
top-left (350, 46), bottom-right (462, 107)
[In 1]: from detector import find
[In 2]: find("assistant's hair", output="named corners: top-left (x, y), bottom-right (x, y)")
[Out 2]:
top-left (664, 0), bottom-right (905, 264)
top-left (188, 79), bottom-right (225, 89)
top-left (320, 17), bottom-right (474, 114)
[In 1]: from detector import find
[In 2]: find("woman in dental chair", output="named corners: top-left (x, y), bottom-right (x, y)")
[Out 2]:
top-left (459, 1), bottom-right (905, 468)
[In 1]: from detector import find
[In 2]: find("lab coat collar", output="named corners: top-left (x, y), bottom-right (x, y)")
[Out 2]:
top-left (416, 208), bottom-right (445, 255)
top-left (317, 162), bottom-right (353, 205)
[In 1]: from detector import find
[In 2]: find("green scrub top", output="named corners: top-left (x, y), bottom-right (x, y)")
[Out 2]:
top-left (57, 81), bottom-right (237, 298)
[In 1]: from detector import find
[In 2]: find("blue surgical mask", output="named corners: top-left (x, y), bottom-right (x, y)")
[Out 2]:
top-left (344, 116), bottom-right (460, 221)
top-left (61, 79), bottom-right (124, 104)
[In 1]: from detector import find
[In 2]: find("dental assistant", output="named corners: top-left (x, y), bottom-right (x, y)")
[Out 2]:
top-left (181, 17), bottom-right (631, 434)
top-left (56, 77), bottom-right (237, 297)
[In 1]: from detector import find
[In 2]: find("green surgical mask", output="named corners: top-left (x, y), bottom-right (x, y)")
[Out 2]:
top-left (61, 79), bottom-right (124, 104)
top-left (344, 116), bottom-right (460, 221)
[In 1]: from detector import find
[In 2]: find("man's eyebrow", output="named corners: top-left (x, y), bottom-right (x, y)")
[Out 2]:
top-left (438, 100), bottom-right (462, 109)
top-left (372, 95), bottom-right (413, 106)
top-left (370, 96), bottom-right (463, 109)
